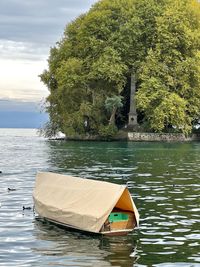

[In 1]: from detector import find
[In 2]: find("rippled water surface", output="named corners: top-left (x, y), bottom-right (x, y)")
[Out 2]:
top-left (0, 129), bottom-right (199, 267)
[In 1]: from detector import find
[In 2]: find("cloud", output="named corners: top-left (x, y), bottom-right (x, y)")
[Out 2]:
top-left (0, 58), bottom-right (49, 101)
top-left (0, 40), bottom-right (50, 60)
top-left (0, 0), bottom-right (97, 45)
top-left (0, 40), bottom-right (48, 61)
top-left (0, 0), bottom-right (97, 104)
top-left (0, 0), bottom-right (97, 60)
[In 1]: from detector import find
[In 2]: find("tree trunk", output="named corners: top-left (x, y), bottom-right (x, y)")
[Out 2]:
top-left (109, 107), bottom-right (117, 125)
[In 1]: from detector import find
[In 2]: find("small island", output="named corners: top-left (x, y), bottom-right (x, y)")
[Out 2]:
top-left (40, 0), bottom-right (200, 141)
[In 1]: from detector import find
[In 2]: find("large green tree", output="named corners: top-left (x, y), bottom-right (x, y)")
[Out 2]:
top-left (136, 0), bottom-right (200, 134)
top-left (40, 0), bottom-right (200, 136)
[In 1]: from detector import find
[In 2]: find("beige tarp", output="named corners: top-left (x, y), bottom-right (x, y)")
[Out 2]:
top-left (33, 172), bottom-right (139, 233)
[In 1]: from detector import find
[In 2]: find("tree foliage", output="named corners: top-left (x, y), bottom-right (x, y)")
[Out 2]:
top-left (136, 0), bottom-right (200, 134)
top-left (40, 0), bottom-right (200, 136)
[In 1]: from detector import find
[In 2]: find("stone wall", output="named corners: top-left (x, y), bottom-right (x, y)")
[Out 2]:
top-left (128, 132), bottom-right (200, 142)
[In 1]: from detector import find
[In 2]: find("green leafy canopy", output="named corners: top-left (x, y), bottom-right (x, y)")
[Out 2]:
top-left (40, 0), bottom-right (200, 136)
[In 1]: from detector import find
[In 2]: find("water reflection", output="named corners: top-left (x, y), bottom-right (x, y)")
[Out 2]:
top-left (33, 219), bottom-right (138, 267)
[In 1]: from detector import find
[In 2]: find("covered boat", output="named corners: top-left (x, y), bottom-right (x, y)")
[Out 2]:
top-left (33, 172), bottom-right (139, 235)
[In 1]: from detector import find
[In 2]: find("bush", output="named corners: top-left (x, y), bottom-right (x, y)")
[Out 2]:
top-left (98, 124), bottom-right (118, 140)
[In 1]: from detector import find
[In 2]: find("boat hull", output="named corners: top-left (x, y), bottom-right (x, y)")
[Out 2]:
top-left (36, 216), bottom-right (134, 236)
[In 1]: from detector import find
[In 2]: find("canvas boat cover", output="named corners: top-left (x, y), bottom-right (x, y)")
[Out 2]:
top-left (33, 172), bottom-right (139, 233)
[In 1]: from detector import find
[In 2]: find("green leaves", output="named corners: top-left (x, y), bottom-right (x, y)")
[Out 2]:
top-left (105, 95), bottom-right (123, 112)
top-left (151, 93), bottom-right (192, 134)
top-left (91, 47), bottom-right (127, 92)
top-left (136, 0), bottom-right (200, 134)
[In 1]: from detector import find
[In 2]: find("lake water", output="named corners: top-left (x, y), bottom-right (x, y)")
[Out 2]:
top-left (0, 128), bottom-right (199, 267)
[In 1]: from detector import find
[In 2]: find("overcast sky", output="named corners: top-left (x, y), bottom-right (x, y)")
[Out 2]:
top-left (0, 0), bottom-right (97, 110)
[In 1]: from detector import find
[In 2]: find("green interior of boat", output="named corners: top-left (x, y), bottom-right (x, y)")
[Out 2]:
top-left (109, 212), bottom-right (129, 222)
